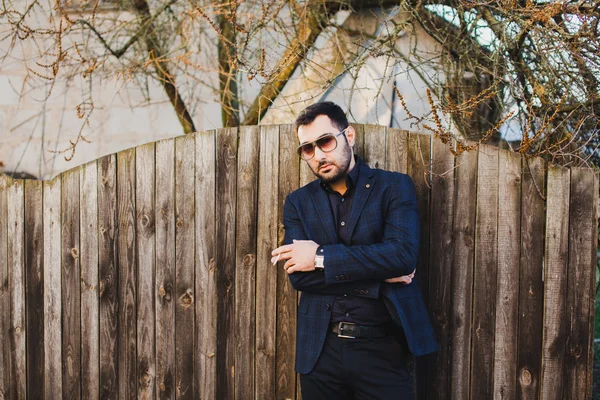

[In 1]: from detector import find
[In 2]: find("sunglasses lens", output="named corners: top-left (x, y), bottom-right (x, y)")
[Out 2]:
top-left (316, 135), bottom-right (336, 152)
top-left (300, 143), bottom-right (315, 159)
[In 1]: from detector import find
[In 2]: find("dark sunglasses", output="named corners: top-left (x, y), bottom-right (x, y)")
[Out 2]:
top-left (297, 129), bottom-right (347, 160)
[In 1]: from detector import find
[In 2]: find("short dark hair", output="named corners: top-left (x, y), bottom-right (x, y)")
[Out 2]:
top-left (294, 101), bottom-right (349, 132)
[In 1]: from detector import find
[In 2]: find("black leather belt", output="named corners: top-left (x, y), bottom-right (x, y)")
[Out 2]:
top-left (330, 322), bottom-right (392, 339)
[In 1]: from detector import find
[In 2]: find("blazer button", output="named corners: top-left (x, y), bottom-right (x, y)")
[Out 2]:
top-left (365, 290), bottom-right (369, 294)
top-left (335, 275), bottom-right (340, 281)
top-left (325, 304), bottom-right (331, 311)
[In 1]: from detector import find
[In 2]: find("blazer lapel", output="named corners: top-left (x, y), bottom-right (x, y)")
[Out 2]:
top-left (308, 184), bottom-right (338, 244)
top-left (346, 163), bottom-right (375, 238)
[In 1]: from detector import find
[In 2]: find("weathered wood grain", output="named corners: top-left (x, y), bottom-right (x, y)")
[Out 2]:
top-left (363, 124), bottom-right (386, 169)
top-left (587, 173), bottom-right (599, 399)
top-left (7, 179), bottom-right (26, 400)
top-left (234, 126), bottom-right (259, 400)
top-left (517, 156), bottom-right (545, 399)
top-left (174, 135), bottom-right (195, 399)
top-left (98, 155), bottom-right (118, 400)
top-left (24, 180), bottom-right (44, 399)
top-left (407, 132), bottom-right (431, 400)
top-left (194, 130), bottom-right (217, 400)
top-left (470, 145), bottom-right (499, 400)
top-left (216, 128), bottom-right (238, 400)
top-left (0, 176), bottom-right (9, 399)
top-left (564, 168), bottom-right (596, 400)
top-left (493, 150), bottom-right (521, 399)
top-left (136, 143), bottom-right (156, 400)
top-left (277, 124), bottom-right (300, 400)
top-left (117, 149), bottom-right (137, 400)
top-left (155, 139), bottom-right (176, 400)
top-left (62, 169), bottom-right (81, 400)
top-left (80, 161), bottom-right (100, 400)
top-left (449, 149), bottom-right (477, 399)
top-left (540, 166), bottom-right (570, 400)
top-left (426, 138), bottom-right (455, 400)
top-left (256, 125), bottom-right (280, 399)
top-left (386, 128), bottom-right (408, 174)
top-left (43, 176), bottom-right (63, 399)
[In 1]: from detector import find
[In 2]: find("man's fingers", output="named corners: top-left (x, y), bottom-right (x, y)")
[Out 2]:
top-left (283, 259), bottom-right (294, 271)
top-left (271, 244), bottom-right (293, 257)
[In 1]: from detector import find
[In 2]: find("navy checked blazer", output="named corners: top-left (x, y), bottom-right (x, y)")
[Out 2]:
top-left (283, 158), bottom-right (439, 374)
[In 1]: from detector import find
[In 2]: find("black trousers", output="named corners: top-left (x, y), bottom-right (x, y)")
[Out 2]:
top-left (300, 331), bottom-right (414, 400)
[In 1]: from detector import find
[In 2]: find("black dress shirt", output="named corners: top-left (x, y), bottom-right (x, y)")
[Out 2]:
top-left (320, 158), bottom-right (391, 326)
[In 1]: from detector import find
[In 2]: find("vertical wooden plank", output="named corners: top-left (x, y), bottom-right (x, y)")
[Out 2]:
top-left (564, 168), bottom-right (596, 400)
top-left (277, 124), bottom-right (300, 400)
top-left (25, 180), bottom-right (44, 399)
top-left (234, 126), bottom-right (259, 399)
top-left (540, 166), bottom-right (570, 400)
top-left (493, 150), bottom-right (521, 398)
top-left (216, 128), bottom-right (238, 399)
top-left (587, 173), bottom-right (599, 399)
top-left (80, 161), bottom-right (100, 400)
top-left (136, 143), bottom-right (156, 400)
top-left (449, 149), bottom-right (477, 399)
top-left (363, 125), bottom-right (387, 169)
top-left (517, 156), bottom-right (545, 399)
top-left (62, 169), bottom-right (81, 400)
top-left (174, 135), bottom-right (195, 399)
top-left (117, 149), bottom-right (137, 400)
top-left (7, 179), bottom-right (25, 400)
top-left (426, 138), bottom-right (455, 400)
top-left (256, 125), bottom-right (279, 399)
top-left (195, 130), bottom-right (217, 400)
top-left (43, 176), bottom-right (63, 399)
top-left (350, 123), bottom-right (364, 159)
top-left (155, 139), bottom-right (176, 400)
top-left (0, 176), bottom-right (9, 399)
top-left (470, 145), bottom-right (499, 400)
top-left (98, 155), bottom-right (118, 400)
top-left (386, 128), bottom-right (408, 174)
top-left (407, 132), bottom-right (430, 400)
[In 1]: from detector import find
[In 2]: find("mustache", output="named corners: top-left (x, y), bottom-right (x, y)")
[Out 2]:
top-left (318, 161), bottom-right (334, 169)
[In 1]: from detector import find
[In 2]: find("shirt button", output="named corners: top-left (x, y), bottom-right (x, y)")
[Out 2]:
top-left (343, 294), bottom-right (347, 297)
top-left (340, 221), bottom-right (345, 226)
top-left (341, 198), bottom-right (345, 202)
top-left (345, 313), bottom-right (350, 317)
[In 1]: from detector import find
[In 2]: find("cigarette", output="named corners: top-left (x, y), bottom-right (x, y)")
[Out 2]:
top-left (273, 253), bottom-right (281, 265)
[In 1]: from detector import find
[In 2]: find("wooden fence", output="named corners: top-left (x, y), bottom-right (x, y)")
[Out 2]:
top-left (0, 124), bottom-right (598, 400)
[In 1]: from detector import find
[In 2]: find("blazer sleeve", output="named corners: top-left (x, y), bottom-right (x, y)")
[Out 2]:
top-left (283, 194), bottom-right (381, 299)
top-left (322, 174), bottom-right (420, 284)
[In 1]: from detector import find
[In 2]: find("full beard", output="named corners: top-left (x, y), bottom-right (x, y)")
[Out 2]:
top-left (311, 144), bottom-right (352, 185)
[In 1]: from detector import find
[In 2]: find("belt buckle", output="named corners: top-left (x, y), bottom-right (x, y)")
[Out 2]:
top-left (337, 322), bottom-right (356, 339)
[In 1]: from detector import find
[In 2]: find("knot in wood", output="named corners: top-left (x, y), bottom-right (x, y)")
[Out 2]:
top-left (159, 383), bottom-right (166, 391)
top-left (243, 254), bottom-right (254, 267)
top-left (140, 373), bottom-right (152, 386)
top-left (463, 236), bottom-right (474, 248)
top-left (520, 368), bottom-right (532, 385)
top-left (141, 214), bottom-right (150, 227)
top-left (100, 227), bottom-right (107, 235)
top-left (176, 218), bottom-right (184, 228)
top-left (159, 286), bottom-right (171, 301)
top-left (71, 247), bottom-right (79, 259)
top-left (208, 258), bottom-right (216, 273)
top-left (180, 289), bottom-right (194, 308)
top-left (571, 345), bottom-right (582, 358)
top-left (101, 176), bottom-right (108, 185)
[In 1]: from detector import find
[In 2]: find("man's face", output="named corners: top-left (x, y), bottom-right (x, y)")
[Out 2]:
top-left (297, 114), bottom-right (355, 185)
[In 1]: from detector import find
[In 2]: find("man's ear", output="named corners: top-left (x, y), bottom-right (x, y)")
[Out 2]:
top-left (345, 125), bottom-right (356, 147)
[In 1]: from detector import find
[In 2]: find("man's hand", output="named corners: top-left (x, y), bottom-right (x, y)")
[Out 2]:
top-left (271, 240), bottom-right (319, 274)
top-left (384, 269), bottom-right (415, 284)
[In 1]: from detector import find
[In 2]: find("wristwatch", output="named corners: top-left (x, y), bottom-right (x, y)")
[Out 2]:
top-left (314, 246), bottom-right (324, 270)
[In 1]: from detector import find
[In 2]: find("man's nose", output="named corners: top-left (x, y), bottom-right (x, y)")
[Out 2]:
top-left (314, 145), bottom-right (327, 159)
